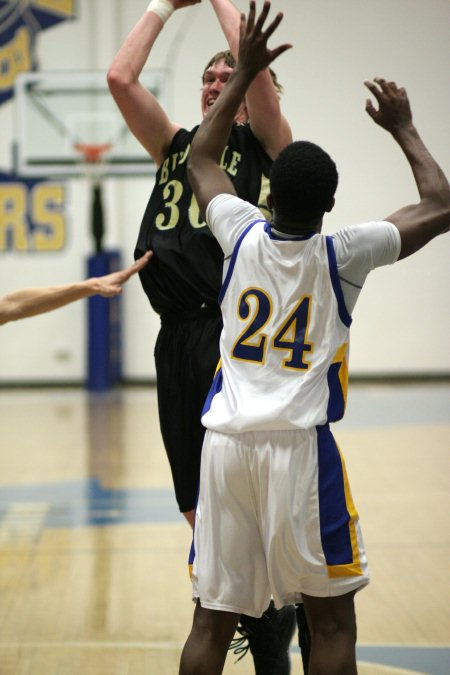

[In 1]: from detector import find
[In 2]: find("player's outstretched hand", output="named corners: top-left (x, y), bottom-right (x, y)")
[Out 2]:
top-left (92, 250), bottom-right (153, 297)
top-left (237, 0), bottom-right (292, 77)
top-left (364, 77), bottom-right (413, 134)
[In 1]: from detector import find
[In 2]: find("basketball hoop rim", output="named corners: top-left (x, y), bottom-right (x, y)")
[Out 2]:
top-left (74, 142), bottom-right (112, 164)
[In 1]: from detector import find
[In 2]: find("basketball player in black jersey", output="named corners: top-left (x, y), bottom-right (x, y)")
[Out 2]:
top-left (108, 1), bottom-right (310, 672)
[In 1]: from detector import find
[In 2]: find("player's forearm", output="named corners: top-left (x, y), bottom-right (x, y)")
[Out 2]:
top-left (393, 124), bottom-right (450, 202)
top-left (0, 283), bottom-right (92, 324)
top-left (387, 124), bottom-right (450, 259)
top-left (246, 72), bottom-right (292, 157)
top-left (211, 0), bottom-right (292, 157)
top-left (107, 11), bottom-right (164, 89)
top-left (210, 0), bottom-right (241, 56)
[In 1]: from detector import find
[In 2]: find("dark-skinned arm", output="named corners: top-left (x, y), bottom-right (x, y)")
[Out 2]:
top-left (365, 77), bottom-right (450, 259)
top-left (210, 0), bottom-right (292, 158)
top-left (187, 0), bottom-right (292, 220)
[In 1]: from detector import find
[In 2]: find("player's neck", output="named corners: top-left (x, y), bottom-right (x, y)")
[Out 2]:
top-left (271, 214), bottom-right (323, 237)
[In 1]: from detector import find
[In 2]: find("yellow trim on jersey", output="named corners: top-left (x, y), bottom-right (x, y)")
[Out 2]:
top-left (327, 561), bottom-right (365, 578)
top-left (334, 342), bottom-right (349, 406)
top-left (32, 0), bottom-right (75, 17)
top-left (327, 441), bottom-right (363, 578)
top-left (213, 358), bottom-right (222, 377)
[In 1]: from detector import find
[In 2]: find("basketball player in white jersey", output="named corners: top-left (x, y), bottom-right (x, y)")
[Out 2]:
top-left (177, 2), bottom-right (450, 674)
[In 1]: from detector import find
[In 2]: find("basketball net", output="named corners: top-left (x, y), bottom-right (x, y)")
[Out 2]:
top-left (74, 143), bottom-right (112, 254)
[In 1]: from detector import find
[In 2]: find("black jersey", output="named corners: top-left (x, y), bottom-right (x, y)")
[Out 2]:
top-left (135, 122), bottom-right (272, 315)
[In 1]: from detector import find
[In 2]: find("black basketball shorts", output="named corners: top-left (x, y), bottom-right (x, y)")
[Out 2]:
top-left (154, 310), bottom-right (222, 513)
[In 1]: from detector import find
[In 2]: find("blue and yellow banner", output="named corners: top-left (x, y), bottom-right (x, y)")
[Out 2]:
top-left (0, 0), bottom-right (77, 105)
top-left (0, 170), bottom-right (67, 252)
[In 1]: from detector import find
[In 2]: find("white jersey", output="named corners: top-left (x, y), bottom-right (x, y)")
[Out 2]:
top-left (201, 194), bottom-right (400, 433)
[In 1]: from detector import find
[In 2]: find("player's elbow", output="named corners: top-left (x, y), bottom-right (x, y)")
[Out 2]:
top-left (440, 185), bottom-right (450, 213)
top-left (106, 62), bottom-right (133, 96)
top-left (106, 67), bottom-right (122, 96)
top-left (429, 187), bottom-right (450, 229)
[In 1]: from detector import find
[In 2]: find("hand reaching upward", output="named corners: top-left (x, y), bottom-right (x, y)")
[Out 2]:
top-left (237, 0), bottom-right (292, 79)
top-left (364, 77), bottom-right (413, 135)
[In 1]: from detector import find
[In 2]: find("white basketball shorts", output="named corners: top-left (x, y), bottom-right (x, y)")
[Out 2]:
top-left (190, 425), bottom-right (369, 618)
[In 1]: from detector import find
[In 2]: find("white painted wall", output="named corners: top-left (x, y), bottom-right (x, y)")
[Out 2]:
top-left (1, 0), bottom-right (449, 383)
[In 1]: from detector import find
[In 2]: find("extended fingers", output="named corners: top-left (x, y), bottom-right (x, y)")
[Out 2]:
top-left (254, 1), bottom-right (271, 32)
top-left (365, 77), bottom-right (402, 98)
top-left (262, 11), bottom-right (285, 42)
top-left (133, 250), bottom-right (153, 271)
top-left (364, 76), bottom-right (412, 131)
top-left (246, 0), bottom-right (257, 33)
top-left (364, 79), bottom-right (383, 101)
top-left (252, 1), bottom-right (285, 41)
top-left (239, 11), bottom-right (246, 42)
top-left (270, 42), bottom-right (293, 60)
top-left (249, 1), bottom-right (289, 51)
top-left (364, 98), bottom-right (378, 121)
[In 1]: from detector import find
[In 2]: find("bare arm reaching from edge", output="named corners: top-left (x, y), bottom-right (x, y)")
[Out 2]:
top-left (107, 1), bottom-right (200, 167)
top-left (210, 0), bottom-right (292, 158)
top-left (0, 251), bottom-right (152, 326)
top-left (365, 77), bottom-right (450, 259)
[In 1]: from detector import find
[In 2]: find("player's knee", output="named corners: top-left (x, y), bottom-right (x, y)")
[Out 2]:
top-left (312, 610), bottom-right (357, 645)
top-left (303, 593), bottom-right (357, 645)
top-left (192, 603), bottom-right (238, 646)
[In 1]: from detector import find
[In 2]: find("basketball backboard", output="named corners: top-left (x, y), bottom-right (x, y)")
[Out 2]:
top-left (13, 69), bottom-right (169, 177)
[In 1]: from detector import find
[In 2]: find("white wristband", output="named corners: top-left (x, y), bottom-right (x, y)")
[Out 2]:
top-left (147, 0), bottom-right (174, 24)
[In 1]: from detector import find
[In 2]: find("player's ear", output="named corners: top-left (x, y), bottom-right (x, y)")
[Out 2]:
top-left (325, 197), bottom-right (335, 213)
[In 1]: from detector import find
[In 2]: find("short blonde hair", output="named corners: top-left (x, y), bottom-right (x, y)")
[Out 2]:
top-left (201, 50), bottom-right (284, 98)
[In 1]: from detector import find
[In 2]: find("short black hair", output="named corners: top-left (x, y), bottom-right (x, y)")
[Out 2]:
top-left (202, 50), bottom-right (283, 97)
top-left (269, 141), bottom-right (338, 222)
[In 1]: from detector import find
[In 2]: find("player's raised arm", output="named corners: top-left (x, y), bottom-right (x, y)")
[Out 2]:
top-left (210, 0), bottom-right (292, 157)
top-left (107, 1), bottom-right (200, 167)
top-left (365, 77), bottom-right (450, 259)
top-left (188, 1), bottom-right (292, 218)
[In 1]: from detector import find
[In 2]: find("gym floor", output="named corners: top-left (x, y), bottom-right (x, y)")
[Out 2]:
top-left (0, 381), bottom-right (449, 675)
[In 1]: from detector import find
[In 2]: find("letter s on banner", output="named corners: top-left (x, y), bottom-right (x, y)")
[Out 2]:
top-left (0, 172), bottom-right (67, 252)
